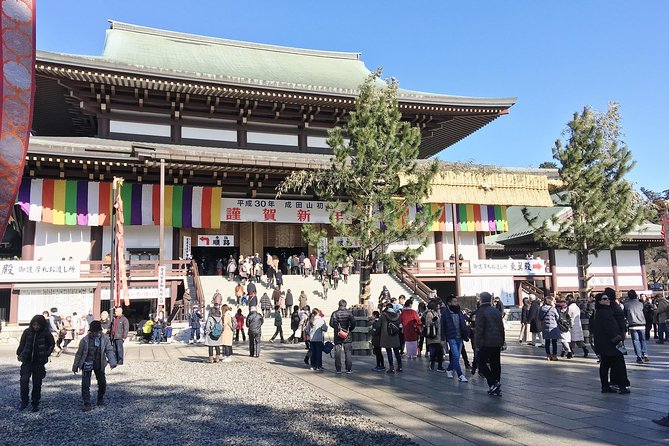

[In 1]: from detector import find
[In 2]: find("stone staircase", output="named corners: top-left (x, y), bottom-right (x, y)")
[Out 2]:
top-left (197, 272), bottom-right (416, 340)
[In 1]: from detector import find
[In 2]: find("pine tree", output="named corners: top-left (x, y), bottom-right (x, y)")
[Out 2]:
top-left (524, 103), bottom-right (647, 299)
top-left (277, 71), bottom-right (439, 303)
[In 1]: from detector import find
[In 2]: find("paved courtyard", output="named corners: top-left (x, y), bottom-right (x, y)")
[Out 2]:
top-left (1, 330), bottom-right (668, 446)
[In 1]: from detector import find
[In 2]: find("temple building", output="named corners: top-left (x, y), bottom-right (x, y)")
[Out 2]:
top-left (0, 21), bottom-right (657, 325)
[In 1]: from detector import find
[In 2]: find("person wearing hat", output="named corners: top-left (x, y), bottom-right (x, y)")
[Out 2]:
top-left (72, 320), bottom-right (117, 411)
top-left (246, 306), bottom-right (264, 357)
top-left (475, 292), bottom-right (505, 396)
top-left (189, 305), bottom-right (203, 344)
top-left (593, 292), bottom-right (630, 394)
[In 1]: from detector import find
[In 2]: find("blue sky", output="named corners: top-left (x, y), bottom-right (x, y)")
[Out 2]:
top-left (36, 1), bottom-right (668, 193)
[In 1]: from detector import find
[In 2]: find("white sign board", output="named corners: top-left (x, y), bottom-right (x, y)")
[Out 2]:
top-left (333, 236), bottom-right (361, 248)
top-left (220, 198), bottom-right (345, 224)
top-left (469, 259), bottom-right (549, 276)
top-left (18, 287), bottom-right (95, 324)
top-left (183, 236), bottom-right (192, 259)
top-left (157, 266), bottom-right (167, 306)
top-left (196, 234), bottom-right (234, 247)
top-left (0, 261), bottom-right (80, 282)
top-left (101, 286), bottom-right (171, 301)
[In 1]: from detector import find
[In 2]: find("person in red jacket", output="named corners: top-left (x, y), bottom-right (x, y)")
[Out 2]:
top-left (400, 299), bottom-right (422, 359)
top-left (234, 309), bottom-right (246, 342)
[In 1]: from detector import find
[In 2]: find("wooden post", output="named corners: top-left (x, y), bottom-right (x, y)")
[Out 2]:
top-left (159, 159), bottom-right (165, 264)
top-left (611, 250), bottom-right (619, 293)
top-left (21, 219), bottom-right (36, 260)
top-left (110, 181), bottom-right (117, 306)
top-left (451, 203), bottom-right (461, 297)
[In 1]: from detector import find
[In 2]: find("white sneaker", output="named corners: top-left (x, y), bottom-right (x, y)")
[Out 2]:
top-left (446, 370), bottom-right (454, 378)
top-left (221, 357), bottom-right (232, 362)
top-left (188, 340), bottom-right (193, 345)
top-left (458, 375), bottom-right (468, 383)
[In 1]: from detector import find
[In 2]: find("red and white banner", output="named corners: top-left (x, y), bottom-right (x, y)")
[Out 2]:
top-left (220, 198), bottom-right (339, 224)
top-left (0, 0), bottom-right (36, 239)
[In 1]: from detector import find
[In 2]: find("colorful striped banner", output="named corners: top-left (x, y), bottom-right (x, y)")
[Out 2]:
top-left (428, 203), bottom-right (508, 233)
top-left (16, 179), bottom-right (221, 228)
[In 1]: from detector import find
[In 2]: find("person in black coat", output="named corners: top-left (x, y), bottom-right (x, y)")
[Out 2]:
top-left (527, 294), bottom-right (542, 346)
top-left (593, 293), bottom-right (630, 394)
top-left (16, 314), bottom-right (55, 412)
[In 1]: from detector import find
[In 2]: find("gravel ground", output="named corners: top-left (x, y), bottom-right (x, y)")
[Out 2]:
top-left (0, 350), bottom-right (417, 446)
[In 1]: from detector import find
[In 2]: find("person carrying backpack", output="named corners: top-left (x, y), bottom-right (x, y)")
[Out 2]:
top-left (204, 306), bottom-right (224, 363)
top-left (380, 303), bottom-right (402, 374)
top-left (370, 310), bottom-right (385, 371)
top-left (424, 299), bottom-right (444, 372)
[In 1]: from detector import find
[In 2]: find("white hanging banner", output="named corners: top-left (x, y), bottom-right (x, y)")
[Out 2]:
top-left (183, 236), bottom-right (192, 259)
top-left (220, 198), bottom-right (344, 224)
top-left (157, 266), bottom-right (167, 306)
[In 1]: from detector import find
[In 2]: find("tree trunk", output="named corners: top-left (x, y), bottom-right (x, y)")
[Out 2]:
top-left (358, 260), bottom-right (372, 305)
top-left (576, 250), bottom-right (590, 301)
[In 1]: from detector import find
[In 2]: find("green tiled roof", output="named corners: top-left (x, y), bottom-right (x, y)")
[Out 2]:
top-left (101, 22), bottom-right (372, 93)
top-left (40, 21), bottom-right (515, 106)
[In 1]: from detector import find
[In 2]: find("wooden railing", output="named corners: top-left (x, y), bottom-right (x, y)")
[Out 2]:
top-left (520, 280), bottom-right (545, 298)
top-left (394, 266), bottom-right (433, 301)
top-left (190, 260), bottom-right (206, 308)
top-left (79, 259), bottom-right (191, 280)
top-left (403, 259), bottom-right (471, 275)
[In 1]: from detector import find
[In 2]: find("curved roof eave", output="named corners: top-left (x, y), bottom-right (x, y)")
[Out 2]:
top-left (36, 50), bottom-right (516, 109)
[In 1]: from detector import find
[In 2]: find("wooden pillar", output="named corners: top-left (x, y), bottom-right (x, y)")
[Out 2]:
top-left (240, 222), bottom-right (253, 256)
top-left (611, 250), bottom-right (619, 293)
top-left (476, 232), bottom-right (486, 260)
top-left (93, 284), bottom-right (102, 319)
top-left (9, 286), bottom-right (19, 324)
top-left (172, 228), bottom-right (180, 261)
top-left (434, 231), bottom-right (444, 260)
top-left (253, 223), bottom-right (264, 255)
top-left (549, 249), bottom-right (558, 295)
top-left (90, 226), bottom-right (103, 261)
top-left (21, 219), bottom-right (36, 260)
top-left (97, 115), bottom-right (110, 138)
top-left (639, 247), bottom-right (648, 291)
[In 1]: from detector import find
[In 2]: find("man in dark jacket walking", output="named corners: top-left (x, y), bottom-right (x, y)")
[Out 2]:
top-left (475, 292), bottom-right (505, 396)
top-left (329, 299), bottom-right (356, 374)
top-left (17, 314), bottom-right (55, 412)
top-left (246, 307), bottom-right (264, 357)
top-left (110, 307), bottom-right (129, 365)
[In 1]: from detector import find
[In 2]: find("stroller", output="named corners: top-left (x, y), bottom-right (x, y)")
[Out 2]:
top-left (136, 319), bottom-right (153, 343)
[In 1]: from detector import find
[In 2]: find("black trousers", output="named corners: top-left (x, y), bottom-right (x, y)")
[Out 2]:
top-left (599, 354), bottom-right (630, 388)
top-left (270, 326), bottom-right (284, 341)
top-left (428, 343), bottom-right (444, 368)
top-left (20, 362), bottom-right (46, 406)
top-left (478, 347), bottom-right (501, 387)
top-left (235, 328), bottom-right (246, 342)
top-left (82, 368), bottom-right (106, 405)
top-left (373, 345), bottom-right (385, 368)
top-left (249, 333), bottom-right (261, 357)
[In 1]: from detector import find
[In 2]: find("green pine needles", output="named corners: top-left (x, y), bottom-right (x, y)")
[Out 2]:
top-left (277, 71), bottom-right (439, 303)
top-left (524, 103), bottom-right (647, 299)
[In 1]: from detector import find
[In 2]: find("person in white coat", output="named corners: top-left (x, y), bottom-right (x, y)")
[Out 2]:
top-left (567, 295), bottom-right (589, 357)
